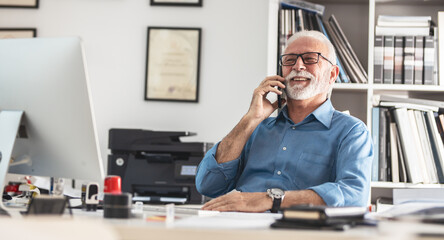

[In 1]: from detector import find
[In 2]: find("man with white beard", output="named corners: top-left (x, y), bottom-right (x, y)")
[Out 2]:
top-left (195, 30), bottom-right (373, 213)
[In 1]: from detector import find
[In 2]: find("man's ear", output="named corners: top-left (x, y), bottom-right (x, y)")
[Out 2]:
top-left (329, 65), bottom-right (339, 84)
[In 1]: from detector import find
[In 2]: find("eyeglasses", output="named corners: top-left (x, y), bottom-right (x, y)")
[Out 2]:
top-left (280, 52), bottom-right (334, 66)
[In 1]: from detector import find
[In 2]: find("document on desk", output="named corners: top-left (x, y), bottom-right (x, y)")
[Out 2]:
top-left (173, 212), bottom-right (282, 229)
top-left (370, 202), bottom-right (444, 219)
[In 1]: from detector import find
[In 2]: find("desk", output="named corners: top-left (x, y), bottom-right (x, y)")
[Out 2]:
top-left (0, 207), bottom-right (442, 240)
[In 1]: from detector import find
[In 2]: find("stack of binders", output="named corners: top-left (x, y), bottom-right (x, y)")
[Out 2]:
top-left (373, 15), bottom-right (437, 85)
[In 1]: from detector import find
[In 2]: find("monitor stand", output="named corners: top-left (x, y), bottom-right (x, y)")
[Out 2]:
top-left (0, 110), bottom-right (24, 215)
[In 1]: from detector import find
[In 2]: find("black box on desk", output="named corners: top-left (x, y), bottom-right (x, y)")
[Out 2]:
top-left (107, 128), bottom-right (212, 204)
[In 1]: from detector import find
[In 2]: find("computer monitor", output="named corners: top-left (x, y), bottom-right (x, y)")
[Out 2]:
top-left (0, 37), bottom-right (105, 205)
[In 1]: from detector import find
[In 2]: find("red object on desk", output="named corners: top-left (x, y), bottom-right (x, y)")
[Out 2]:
top-left (104, 175), bottom-right (121, 194)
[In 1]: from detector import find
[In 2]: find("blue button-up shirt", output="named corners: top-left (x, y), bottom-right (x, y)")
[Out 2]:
top-left (196, 99), bottom-right (373, 207)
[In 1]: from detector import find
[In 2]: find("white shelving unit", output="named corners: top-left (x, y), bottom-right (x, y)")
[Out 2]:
top-left (267, 0), bottom-right (444, 203)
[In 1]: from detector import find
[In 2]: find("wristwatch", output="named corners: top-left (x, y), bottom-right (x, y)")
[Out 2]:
top-left (267, 188), bottom-right (285, 213)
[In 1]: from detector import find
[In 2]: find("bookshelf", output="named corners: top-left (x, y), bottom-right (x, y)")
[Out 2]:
top-left (267, 0), bottom-right (444, 204)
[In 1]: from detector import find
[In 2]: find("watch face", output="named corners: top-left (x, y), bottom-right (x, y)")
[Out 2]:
top-left (270, 188), bottom-right (284, 198)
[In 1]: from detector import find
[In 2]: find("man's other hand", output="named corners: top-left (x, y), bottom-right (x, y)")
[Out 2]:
top-left (201, 191), bottom-right (272, 213)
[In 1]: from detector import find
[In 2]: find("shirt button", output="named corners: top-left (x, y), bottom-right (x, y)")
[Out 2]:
top-left (277, 171), bottom-right (282, 175)
top-left (282, 147), bottom-right (287, 151)
top-left (291, 126), bottom-right (296, 130)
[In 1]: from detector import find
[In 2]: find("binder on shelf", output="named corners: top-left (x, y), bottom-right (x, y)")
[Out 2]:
top-left (393, 36), bottom-right (404, 84)
top-left (423, 36), bottom-right (435, 85)
top-left (383, 36), bottom-right (395, 84)
top-left (414, 36), bottom-right (424, 85)
top-left (403, 36), bottom-right (415, 85)
top-left (374, 35), bottom-right (384, 84)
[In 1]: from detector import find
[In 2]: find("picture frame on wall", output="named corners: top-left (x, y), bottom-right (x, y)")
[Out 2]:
top-left (0, 28), bottom-right (36, 39)
top-left (145, 27), bottom-right (201, 103)
top-left (150, 0), bottom-right (202, 7)
top-left (0, 0), bottom-right (39, 8)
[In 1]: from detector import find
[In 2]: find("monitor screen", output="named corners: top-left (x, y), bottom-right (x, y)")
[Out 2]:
top-left (0, 37), bottom-right (105, 191)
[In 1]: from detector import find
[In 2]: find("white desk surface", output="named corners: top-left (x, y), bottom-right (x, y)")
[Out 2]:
top-left (1, 205), bottom-right (443, 240)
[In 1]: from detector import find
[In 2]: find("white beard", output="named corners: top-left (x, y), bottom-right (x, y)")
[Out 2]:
top-left (284, 70), bottom-right (327, 100)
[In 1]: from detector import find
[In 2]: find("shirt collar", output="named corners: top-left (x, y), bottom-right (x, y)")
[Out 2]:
top-left (311, 99), bottom-right (335, 128)
top-left (276, 99), bottom-right (335, 128)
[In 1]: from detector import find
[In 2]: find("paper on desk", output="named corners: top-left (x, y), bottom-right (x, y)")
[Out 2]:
top-left (370, 202), bottom-right (444, 219)
top-left (173, 212), bottom-right (282, 229)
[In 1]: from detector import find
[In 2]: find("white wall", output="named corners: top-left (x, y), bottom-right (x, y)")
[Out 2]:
top-left (0, 0), bottom-right (270, 170)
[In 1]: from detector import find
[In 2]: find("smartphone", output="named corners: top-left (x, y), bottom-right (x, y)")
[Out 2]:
top-left (277, 66), bottom-right (283, 109)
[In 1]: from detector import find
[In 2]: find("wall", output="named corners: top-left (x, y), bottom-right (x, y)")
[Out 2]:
top-left (0, 0), bottom-right (270, 171)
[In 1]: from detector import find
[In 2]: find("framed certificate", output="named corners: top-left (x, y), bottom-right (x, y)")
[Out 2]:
top-left (150, 0), bottom-right (202, 7)
top-left (145, 27), bottom-right (201, 102)
top-left (0, 28), bottom-right (36, 39)
top-left (0, 0), bottom-right (39, 8)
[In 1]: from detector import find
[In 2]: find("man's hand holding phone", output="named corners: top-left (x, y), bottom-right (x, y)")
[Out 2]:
top-left (245, 75), bottom-right (286, 124)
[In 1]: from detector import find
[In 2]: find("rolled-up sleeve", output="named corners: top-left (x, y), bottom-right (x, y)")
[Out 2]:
top-left (308, 123), bottom-right (373, 207)
top-left (195, 142), bottom-right (242, 198)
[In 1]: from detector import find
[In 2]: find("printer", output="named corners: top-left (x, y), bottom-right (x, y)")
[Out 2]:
top-left (107, 128), bottom-right (212, 204)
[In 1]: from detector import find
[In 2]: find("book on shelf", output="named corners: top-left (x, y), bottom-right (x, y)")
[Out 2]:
top-left (408, 109), bottom-right (433, 184)
top-left (389, 122), bottom-right (400, 183)
top-left (315, 14), bottom-right (349, 83)
top-left (329, 15), bottom-right (367, 81)
top-left (377, 15), bottom-right (432, 27)
top-left (432, 27), bottom-right (439, 85)
top-left (424, 110), bottom-right (444, 183)
top-left (280, 0), bottom-right (325, 15)
top-left (371, 107), bottom-right (380, 181)
top-left (439, 12), bottom-right (444, 86)
top-left (437, 114), bottom-right (444, 142)
top-left (372, 95), bottom-right (444, 184)
top-left (414, 110), bottom-right (439, 184)
top-left (375, 94), bottom-right (444, 110)
top-left (379, 108), bottom-right (389, 181)
top-left (375, 26), bottom-right (432, 36)
top-left (392, 107), bottom-right (423, 184)
top-left (396, 127), bottom-right (408, 183)
top-left (378, 101), bottom-right (438, 112)
top-left (324, 15), bottom-right (367, 83)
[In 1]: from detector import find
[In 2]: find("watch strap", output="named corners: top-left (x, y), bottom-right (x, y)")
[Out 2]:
top-left (270, 197), bottom-right (281, 213)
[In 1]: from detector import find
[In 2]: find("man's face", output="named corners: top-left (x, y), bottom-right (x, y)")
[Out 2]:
top-left (282, 37), bottom-right (333, 100)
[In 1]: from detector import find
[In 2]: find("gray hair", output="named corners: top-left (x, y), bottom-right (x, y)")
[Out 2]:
top-left (284, 30), bottom-right (337, 65)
